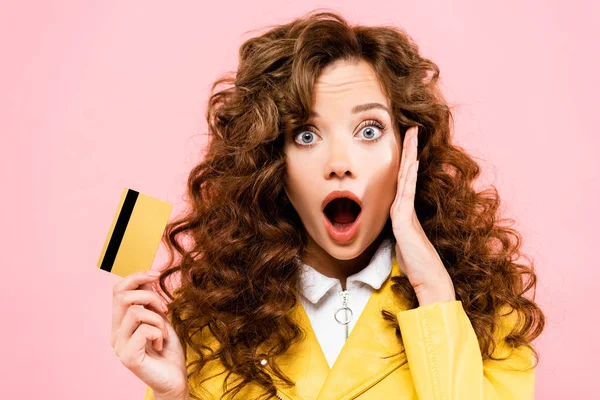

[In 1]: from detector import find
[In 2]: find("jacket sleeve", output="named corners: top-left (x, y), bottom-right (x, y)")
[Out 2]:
top-left (143, 385), bottom-right (155, 400)
top-left (396, 300), bottom-right (535, 400)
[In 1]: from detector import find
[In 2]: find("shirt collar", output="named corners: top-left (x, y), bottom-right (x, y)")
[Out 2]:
top-left (298, 238), bottom-right (395, 305)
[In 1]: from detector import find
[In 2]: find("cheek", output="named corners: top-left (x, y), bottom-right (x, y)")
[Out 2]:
top-left (283, 147), bottom-right (297, 193)
top-left (363, 148), bottom-right (400, 204)
top-left (284, 156), bottom-right (314, 208)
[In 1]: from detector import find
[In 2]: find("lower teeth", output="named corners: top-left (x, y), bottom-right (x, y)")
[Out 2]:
top-left (333, 222), bottom-right (353, 229)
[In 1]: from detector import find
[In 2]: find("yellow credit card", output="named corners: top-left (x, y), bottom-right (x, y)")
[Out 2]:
top-left (97, 188), bottom-right (173, 278)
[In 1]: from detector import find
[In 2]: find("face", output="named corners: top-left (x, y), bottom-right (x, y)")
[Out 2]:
top-left (284, 58), bottom-right (401, 262)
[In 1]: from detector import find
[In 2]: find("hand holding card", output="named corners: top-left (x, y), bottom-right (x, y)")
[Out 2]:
top-left (102, 189), bottom-right (187, 397)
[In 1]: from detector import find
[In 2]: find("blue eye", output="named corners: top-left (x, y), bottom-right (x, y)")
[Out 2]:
top-left (357, 119), bottom-right (387, 142)
top-left (297, 131), bottom-right (317, 145)
top-left (359, 125), bottom-right (381, 140)
top-left (292, 127), bottom-right (320, 148)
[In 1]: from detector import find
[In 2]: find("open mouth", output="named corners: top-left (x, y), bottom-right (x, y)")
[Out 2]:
top-left (323, 197), bottom-right (362, 227)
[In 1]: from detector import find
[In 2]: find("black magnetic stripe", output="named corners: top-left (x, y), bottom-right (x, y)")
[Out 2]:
top-left (100, 189), bottom-right (139, 272)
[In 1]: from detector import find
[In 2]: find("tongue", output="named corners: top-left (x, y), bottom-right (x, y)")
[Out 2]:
top-left (331, 209), bottom-right (356, 224)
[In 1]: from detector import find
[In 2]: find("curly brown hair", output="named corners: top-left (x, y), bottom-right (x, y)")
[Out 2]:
top-left (154, 9), bottom-right (545, 400)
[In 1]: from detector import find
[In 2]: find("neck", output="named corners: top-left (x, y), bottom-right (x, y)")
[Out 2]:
top-left (301, 231), bottom-right (387, 290)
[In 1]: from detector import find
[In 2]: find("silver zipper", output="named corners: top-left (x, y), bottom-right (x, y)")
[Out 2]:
top-left (340, 290), bottom-right (350, 341)
top-left (338, 290), bottom-right (352, 340)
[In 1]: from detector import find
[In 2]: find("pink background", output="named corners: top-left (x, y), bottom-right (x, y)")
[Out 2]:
top-left (2, 1), bottom-right (597, 398)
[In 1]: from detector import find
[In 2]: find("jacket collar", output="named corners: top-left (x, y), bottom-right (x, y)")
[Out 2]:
top-left (263, 255), bottom-right (409, 400)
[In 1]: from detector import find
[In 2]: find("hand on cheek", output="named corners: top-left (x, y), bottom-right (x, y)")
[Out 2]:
top-left (389, 126), bottom-right (456, 306)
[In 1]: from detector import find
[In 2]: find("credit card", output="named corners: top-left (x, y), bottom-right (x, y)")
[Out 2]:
top-left (97, 188), bottom-right (173, 278)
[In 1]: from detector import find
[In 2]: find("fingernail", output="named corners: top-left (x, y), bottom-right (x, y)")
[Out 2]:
top-left (147, 270), bottom-right (160, 276)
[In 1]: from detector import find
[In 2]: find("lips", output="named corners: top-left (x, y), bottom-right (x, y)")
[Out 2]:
top-left (321, 190), bottom-right (363, 243)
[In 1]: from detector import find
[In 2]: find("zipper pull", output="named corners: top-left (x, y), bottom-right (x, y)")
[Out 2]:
top-left (340, 289), bottom-right (349, 307)
top-left (341, 290), bottom-right (351, 341)
top-left (334, 290), bottom-right (353, 341)
top-left (334, 290), bottom-right (353, 324)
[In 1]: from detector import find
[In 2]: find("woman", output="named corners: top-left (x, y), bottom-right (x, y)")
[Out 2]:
top-left (110, 10), bottom-right (545, 400)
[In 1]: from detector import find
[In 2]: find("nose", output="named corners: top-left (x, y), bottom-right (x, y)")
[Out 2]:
top-left (324, 136), bottom-right (354, 179)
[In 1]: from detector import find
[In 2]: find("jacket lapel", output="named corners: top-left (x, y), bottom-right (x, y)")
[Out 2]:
top-left (263, 297), bottom-right (331, 400)
top-left (316, 257), bottom-right (409, 400)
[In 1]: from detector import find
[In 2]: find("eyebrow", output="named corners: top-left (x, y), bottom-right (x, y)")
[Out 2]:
top-left (309, 102), bottom-right (390, 119)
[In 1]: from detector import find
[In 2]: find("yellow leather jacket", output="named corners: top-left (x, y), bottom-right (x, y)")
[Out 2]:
top-left (144, 258), bottom-right (535, 399)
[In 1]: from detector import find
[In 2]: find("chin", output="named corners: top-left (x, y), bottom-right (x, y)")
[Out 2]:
top-left (318, 231), bottom-right (376, 260)
top-left (323, 242), bottom-right (365, 260)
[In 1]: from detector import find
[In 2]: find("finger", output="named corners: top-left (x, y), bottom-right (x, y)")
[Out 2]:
top-left (139, 279), bottom-right (170, 305)
top-left (117, 324), bottom-right (164, 370)
top-left (112, 290), bottom-right (168, 345)
top-left (115, 307), bottom-right (164, 358)
top-left (398, 126), bottom-right (414, 182)
top-left (113, 270), bottom-right (162, 295)
top-left (399, 127), bottom-right (418, 184)
top-left (114, 286), bottom-right (168, 317)
top-left (394, 126), bottom-right (418, 207)
top-left (119, 304), bottom-right (169, 344)
top-left (393, 128), bottom-right (411, 206)
top-left (398, 161), bottom-right (419, 221)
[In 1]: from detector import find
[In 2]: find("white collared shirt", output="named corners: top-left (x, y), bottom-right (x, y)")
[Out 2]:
top-left (297, 238), bottom-right (395, 368)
